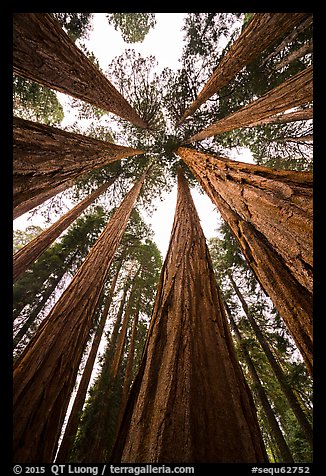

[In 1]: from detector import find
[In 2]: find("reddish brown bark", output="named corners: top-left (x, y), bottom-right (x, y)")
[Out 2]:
top-left (178, 13), bottom-right (311, 123)
top-left (13, 173), bottom-right (147, 463)
top-left (227, 273), bottom-right (313, 447)
top-left (13, 180), bottom-right (114, 283)
top-left (55, 264), bottom-right (121, 463)
top-left (111, 167), bottom-right (268, 463)
top-left (13, 13), bottom-right (147, 128)
top-left (238, 107), bottom-right (313, 129)
top-left (178, 147), bottom-right (312, 375)
top-left (13, 117), bottom-right (143, 212)
top-left (186, 66), bottom-right (313, 143)
top-left (226, 303), bottom-right (294, 463)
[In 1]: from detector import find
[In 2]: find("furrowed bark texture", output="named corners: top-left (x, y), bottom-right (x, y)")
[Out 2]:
top-left (226, 305), bottom-right (294, 463)
top-left (111, 168), bottom-right (268, 463)
top-left (13, 13), bottom-right (147, 128)
top-left (13, 179), bottom-right (75, 220)
top-left (13, 117), bottom-right (143, 211)
top-left (178, 13), bottom-right (311, 123)
top-left (13, 180), bottom-right (114, 282)
top-left (178, 147), bottom-right (312, 374)
top-left (55, 264), bottom-right (121, 463)
top-left (13, 174), bottom-right (146, 463)
top-left (186, 66), bottom-right (313, 143)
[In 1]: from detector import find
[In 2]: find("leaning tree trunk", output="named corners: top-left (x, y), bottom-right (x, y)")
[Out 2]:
top-left (275, 41), bottom-right (313, 71)
top-left (178, 147), bottom-right (313, 375)
top-left (82, 267), bottom-right (141, 463)
top-left (226, 304), bottom-right (294, 463)
top-left (13, 172), bottom-right (147, 463)
top-left (13, 179), bottom-right (75, 220)
top-left (178, 147), bottom-right (313, 373)
top-left (178, 13), bottom-right (311, 123)
top-left (261, 16), bottom-right (313, 67)
top-left (13, 13), bottom-right (147, 128)
top-left (185, 66), bottom-right (312, 143)
top-left (13, 117), bottom-right (143, 212)
top-left (235, 107), bottom-right (313, 129)
top-left (227, 273), bottom-right (313, 447)
top-left (55, 262), bottom-right (122, 463)
top-left (110, 167), bottom-right (268, 463)
top-left (13, 179), bottom-right (115, 282)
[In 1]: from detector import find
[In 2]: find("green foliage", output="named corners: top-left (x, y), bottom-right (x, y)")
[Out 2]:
top-left (106, 13), bottom-right (156, 43)
top-left (53, 13), bottom-right (93, 41)
top-left (13, 76), bottom-right (64, 125)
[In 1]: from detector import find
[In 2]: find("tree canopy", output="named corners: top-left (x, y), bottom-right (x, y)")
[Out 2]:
top-left (12, 12), bottom-right (313, 466)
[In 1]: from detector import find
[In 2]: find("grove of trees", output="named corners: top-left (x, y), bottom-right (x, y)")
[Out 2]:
top-left (12, 12), bottom-right (313, 466)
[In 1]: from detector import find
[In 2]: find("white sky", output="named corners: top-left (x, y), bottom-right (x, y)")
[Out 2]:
top-left (14, 13), bottom-right (253, 258)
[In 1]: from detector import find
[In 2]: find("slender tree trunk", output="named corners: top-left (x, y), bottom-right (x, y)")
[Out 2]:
top-left (13, 179), bottom-right (75, 220)
top-left (55, 263), bottom-right (122, 463)
top-left (82, 268), bottom-right (141, 462)
top-left (237, 107), bottom-right (313, 129)
top-left (120, 304), bottom-right (140, 412)
top-left (111, 167), bottom-right (268, 463)
top-left (13, 172), bottom-right (147, 463)
top-left (275, 41), bottom-right (313, 71)
top-left (13, 117), bottom-right (143, 212)
top-left (227, 273), bottom-right (313, 447)
top-left (178, 146), bottom-right (313, 375)
top-left (13, 180), bottom-right (115, 282)
top-left (273, 135), bottom-right (313, 144)
top-left (13, 13), bottom-right (147, 128)
top-left (226, 304), bottom-right (294, 463)
top-left (261, 16), bottom-right (313, 67)
top-left (185, 66), bottom-right (312, 143)
top-left (178, 13), bottom-right (311, 123)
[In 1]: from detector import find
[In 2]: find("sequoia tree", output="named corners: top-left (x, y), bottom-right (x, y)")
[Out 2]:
top-left (110, 167), bottom-right (267, 463)
top-left (13, 13), bottom-right (147, 128)
top-left (178, 147), bottom-right (312, 375)
top-left (55, 261), bottom-right (122, 463)
top-left (13, 172), bottom-right (147, 463)
top-left (13, 180), bottom-right (114, 282)
top-left (13, 117), bottom-right (143, 213)
top-left (179, 13), bottom-right (311, 123)
top-left (185, 66), bottom-right (312, 143)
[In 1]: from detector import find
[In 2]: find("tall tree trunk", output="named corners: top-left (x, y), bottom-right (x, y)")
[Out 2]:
top-left (13, 180), bottom-right (115, 282)
top-left (120, 304), bottom-right (140, 414)
top-left (275, 41), bottom-right (313, 71)
top-left (13, 13), bottom-right (147, 128)
top-left (111, 167), bottom-right (268, 463)
top-left (236, 107), bottom-right (313, 129)
top-left (226, 303), bottom-right (294, 463)
top-left (178, 146), bottom-right (313, 375)
top-left (13, 172), bottom-right (147, 463)
top-left (273, 135), bottom-right (313, 144)
top-left (185, 66), bottom-right (312, 143)
top-left (227, 273), bottom-right (313, 447)
top-left (261, 16), bottom-right (313, 67)
top-left (178, 13), bottom-right (311, 123)
top-left (13, 179), bottom-right (75, 220)
top-left (13, 117), bottom-right (143, 212)
top-left (55, 263), bottom-right (122, 463)
top-left (82, 268), bottom-right (141, 463)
